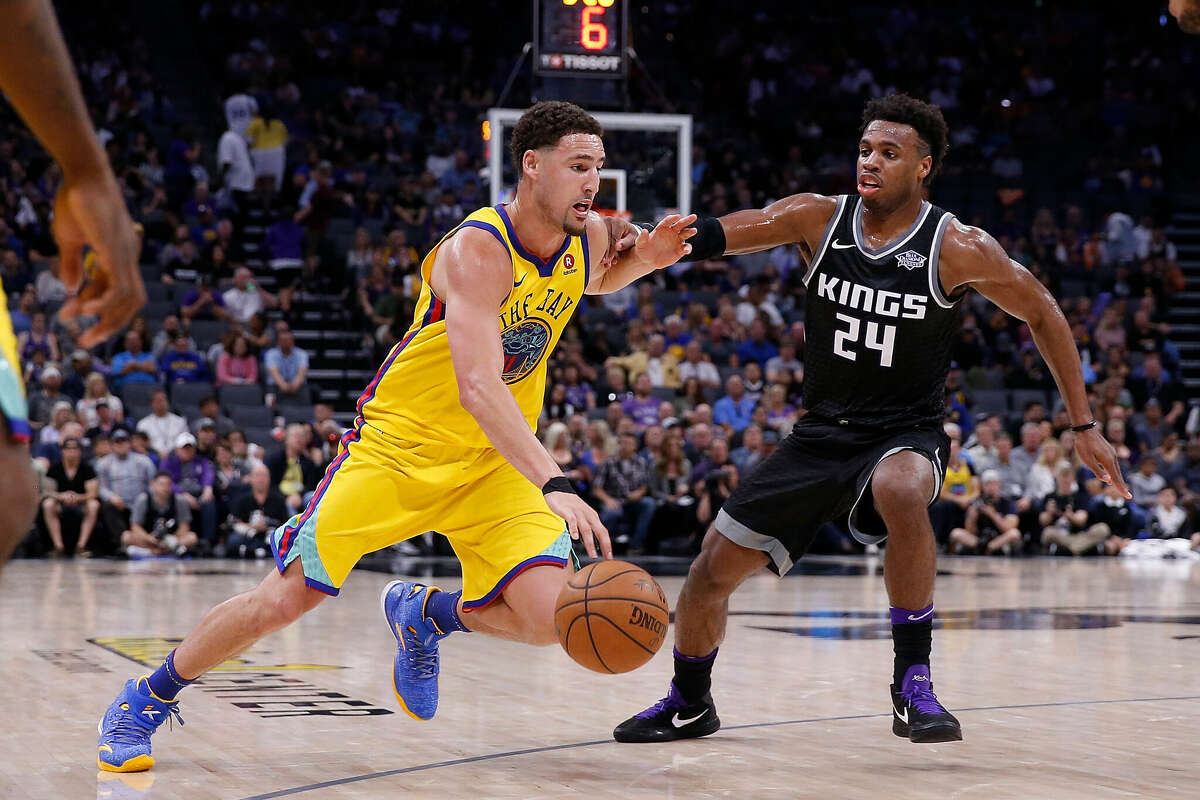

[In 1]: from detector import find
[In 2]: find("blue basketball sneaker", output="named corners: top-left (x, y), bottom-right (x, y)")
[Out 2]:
top-left (97, 677), bottom-right (184, 772)
top-left (380, 580), bottom-right (448, 721)
top-left (890, 665), bottom-right (962, 743)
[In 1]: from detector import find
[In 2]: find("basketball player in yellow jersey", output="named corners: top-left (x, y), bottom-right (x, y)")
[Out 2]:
top-left (97, 100), bottom-right (696, 772)
top-left (0, 0), bottom-right (145, 566)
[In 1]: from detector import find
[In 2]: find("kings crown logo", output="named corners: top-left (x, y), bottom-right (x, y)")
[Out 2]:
top-left (897, 250), bottom-right (921, 272)
top-left (895, 250), bottom-right (927, 271)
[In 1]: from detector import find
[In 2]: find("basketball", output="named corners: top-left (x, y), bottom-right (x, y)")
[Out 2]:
top-left (555, 560), bottom-right (670, 674)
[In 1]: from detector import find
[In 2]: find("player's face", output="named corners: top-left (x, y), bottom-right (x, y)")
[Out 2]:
top-left (532, 133), bottom-right (605, 235)
top-left (857, 121), bottom-right (932, 206)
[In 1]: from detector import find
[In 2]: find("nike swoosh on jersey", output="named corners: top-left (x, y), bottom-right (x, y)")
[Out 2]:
top-left (513, 274), bottom-right (527, 287)
top-left (830, 240), bottom-right (857, 249)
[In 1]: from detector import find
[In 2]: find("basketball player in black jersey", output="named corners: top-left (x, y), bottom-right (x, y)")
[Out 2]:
top-left (613, 94), bottom-right (1130, 744)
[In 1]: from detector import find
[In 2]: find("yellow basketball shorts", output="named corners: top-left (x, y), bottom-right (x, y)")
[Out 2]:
top-left (270, 422), bottom-right (569, 609)
top-left (0, 299), bottom-right (29, 443)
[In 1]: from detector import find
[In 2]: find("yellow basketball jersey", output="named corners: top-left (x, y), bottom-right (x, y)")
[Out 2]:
top-left (357, 205), bottom-right (590, 449)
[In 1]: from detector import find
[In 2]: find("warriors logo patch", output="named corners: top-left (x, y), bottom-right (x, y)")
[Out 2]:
top-left (501, 318), bottom-right (552, 384)
top-left (895, 250), bottom-right (927, 271)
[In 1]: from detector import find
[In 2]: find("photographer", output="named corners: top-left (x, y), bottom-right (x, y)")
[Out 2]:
top-left (1039, 464), bottom-right (1111, 555)
top-left (949, 470), bottom-right (1021, 555)
top-left (124, 472), bottom-right (197, 558)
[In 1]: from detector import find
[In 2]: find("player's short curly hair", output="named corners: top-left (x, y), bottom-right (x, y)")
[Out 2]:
top-left (510, 101), bottom-right (603, 181)
top-left (860, 94), bottom-right (949, 183)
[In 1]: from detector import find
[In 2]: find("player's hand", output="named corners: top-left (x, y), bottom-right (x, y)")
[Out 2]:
top-left (601, 216), bottom-right (641, 268)
top-left (545, 491), bottom-right (612, 560)
top-left (1075, 427), bottom-right (1131, 499)
top-left (629, 214), bottom-right (698, 271)
top-left (55, 168), bottom-right (146, 348)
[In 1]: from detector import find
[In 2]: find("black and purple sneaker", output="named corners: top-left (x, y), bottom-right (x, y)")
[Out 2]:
top-left (890, 665), bottom-right (962, 743)
top-left (613, 682), bottom-right (720, 743)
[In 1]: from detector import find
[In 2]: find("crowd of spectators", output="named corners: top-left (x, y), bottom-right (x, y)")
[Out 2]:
top-left (5, 2), bottom-right (1199, 560)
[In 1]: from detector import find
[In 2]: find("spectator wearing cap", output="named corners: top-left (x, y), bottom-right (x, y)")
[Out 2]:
top-left (61, 349), bottom-right (96, 401)
top-left (193, 418), bottom-right (219, 462)
top-left (163, 431), bottom-right (218, 546)
top-left (137, 390), bottom-right (188, 459)
top-left (41, 437), bottom-right (100, 557)
top-left (713, 374), bottom-right (756, 434)
top-left (192, 396), bottom-right (236, 438)
top-left (224, 267), bottom-right (278, 325)
top-left (949, 470), bottom-right (1021, 555)
top-left (125, 471), bottom-right (198, 558)
top-left (28, 364), bottom-right (66, 432)
top-left (160, 333), bottom-right (210, 384)
top-left (85, 401), bottom-right (125, 443)
top-left (180, 276), bottom-right (230, 322)
top-left (111, 330), bottom-right (159, 390)
top-left (76, 372), bottom-right (123, 430)
top-left (263, 328), bottom-right (309, 399)
top-left (96, 428), bottom-right (156, 545)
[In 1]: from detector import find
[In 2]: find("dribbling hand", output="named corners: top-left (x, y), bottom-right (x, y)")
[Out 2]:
top-left (545, 491), bottom-right (613, 560)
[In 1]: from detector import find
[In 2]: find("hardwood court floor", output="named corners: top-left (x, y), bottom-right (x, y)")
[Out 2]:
top-left (4, 554), bottom-right (1199, 799)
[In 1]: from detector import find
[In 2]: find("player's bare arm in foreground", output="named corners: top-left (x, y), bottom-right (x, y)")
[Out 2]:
top-left (0, 0), bottom-right (145, 347)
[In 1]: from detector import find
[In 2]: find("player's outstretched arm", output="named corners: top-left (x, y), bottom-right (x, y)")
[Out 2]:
top-left (939, 222), bottom-right (1131, 498)
top-left (437, 230), bottom-right (612, 559)
top-left (0, 0), bottom-right (145, 347)
top-left (584, 213), bottom-right (695, 295)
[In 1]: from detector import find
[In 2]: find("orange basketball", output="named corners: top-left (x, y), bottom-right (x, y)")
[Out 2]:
top-left (554, 560), bottom-right (670, 674)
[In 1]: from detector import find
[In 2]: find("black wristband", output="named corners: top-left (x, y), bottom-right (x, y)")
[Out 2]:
top-left (678, 216), bottom-right (726, 263)
top-left (541, 476), bottom-right (577, 495)
top-left (1068, 420), bottom-right (1098, 432)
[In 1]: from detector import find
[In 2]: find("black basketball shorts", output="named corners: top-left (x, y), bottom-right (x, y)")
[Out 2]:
top-left (714, 414), bottom-right (949, 576)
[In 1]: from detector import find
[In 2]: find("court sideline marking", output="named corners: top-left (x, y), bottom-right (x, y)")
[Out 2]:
top-left (238, 694), bottom-right (1200, 799)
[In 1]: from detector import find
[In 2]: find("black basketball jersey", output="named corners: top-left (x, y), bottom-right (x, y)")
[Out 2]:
top-left (799, 195), bottom-right (960, 428)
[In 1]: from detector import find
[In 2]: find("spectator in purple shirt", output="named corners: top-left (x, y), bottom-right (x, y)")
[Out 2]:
top-left (180, 276), bottom-right (230, 322)
top-left (162, 432), bottom-right (218, 546)
top-left (621, 373), bottom-right (660, 430)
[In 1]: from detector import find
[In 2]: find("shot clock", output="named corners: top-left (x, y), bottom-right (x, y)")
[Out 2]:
top-left (534, 0), bottom-right (629, 78)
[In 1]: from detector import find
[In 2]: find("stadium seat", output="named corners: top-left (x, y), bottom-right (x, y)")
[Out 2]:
top-left (170, 381), bottom-right (216, 409)
top-left (228, 404), bottom-right (274, 428)
top-left (276, 386), bottom-right (313, 405)
top-left (650, 387), bottom-right (676, 402)
top-left (218, 383), bottom-right (264, 407)
top-left (970, 389), bottom-right (1009, 416)
top-left (145, 282), bottom-right (172, 304)
top-left (120, 381), bottom-right (164, 407)
top-left (189, 320), bottom-right (228, 349)
top-left (277, 404), bottom-right (315, 424)
top-left (241, 426), bottom-right (278, 449)
top-left (1010, 389), bottom-right (1049, 413)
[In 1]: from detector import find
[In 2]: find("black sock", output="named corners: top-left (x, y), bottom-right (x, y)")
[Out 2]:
top-left (891, 610), bottom-right (933, 688)
top-left (672, 647), bottom-right (717, 703)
